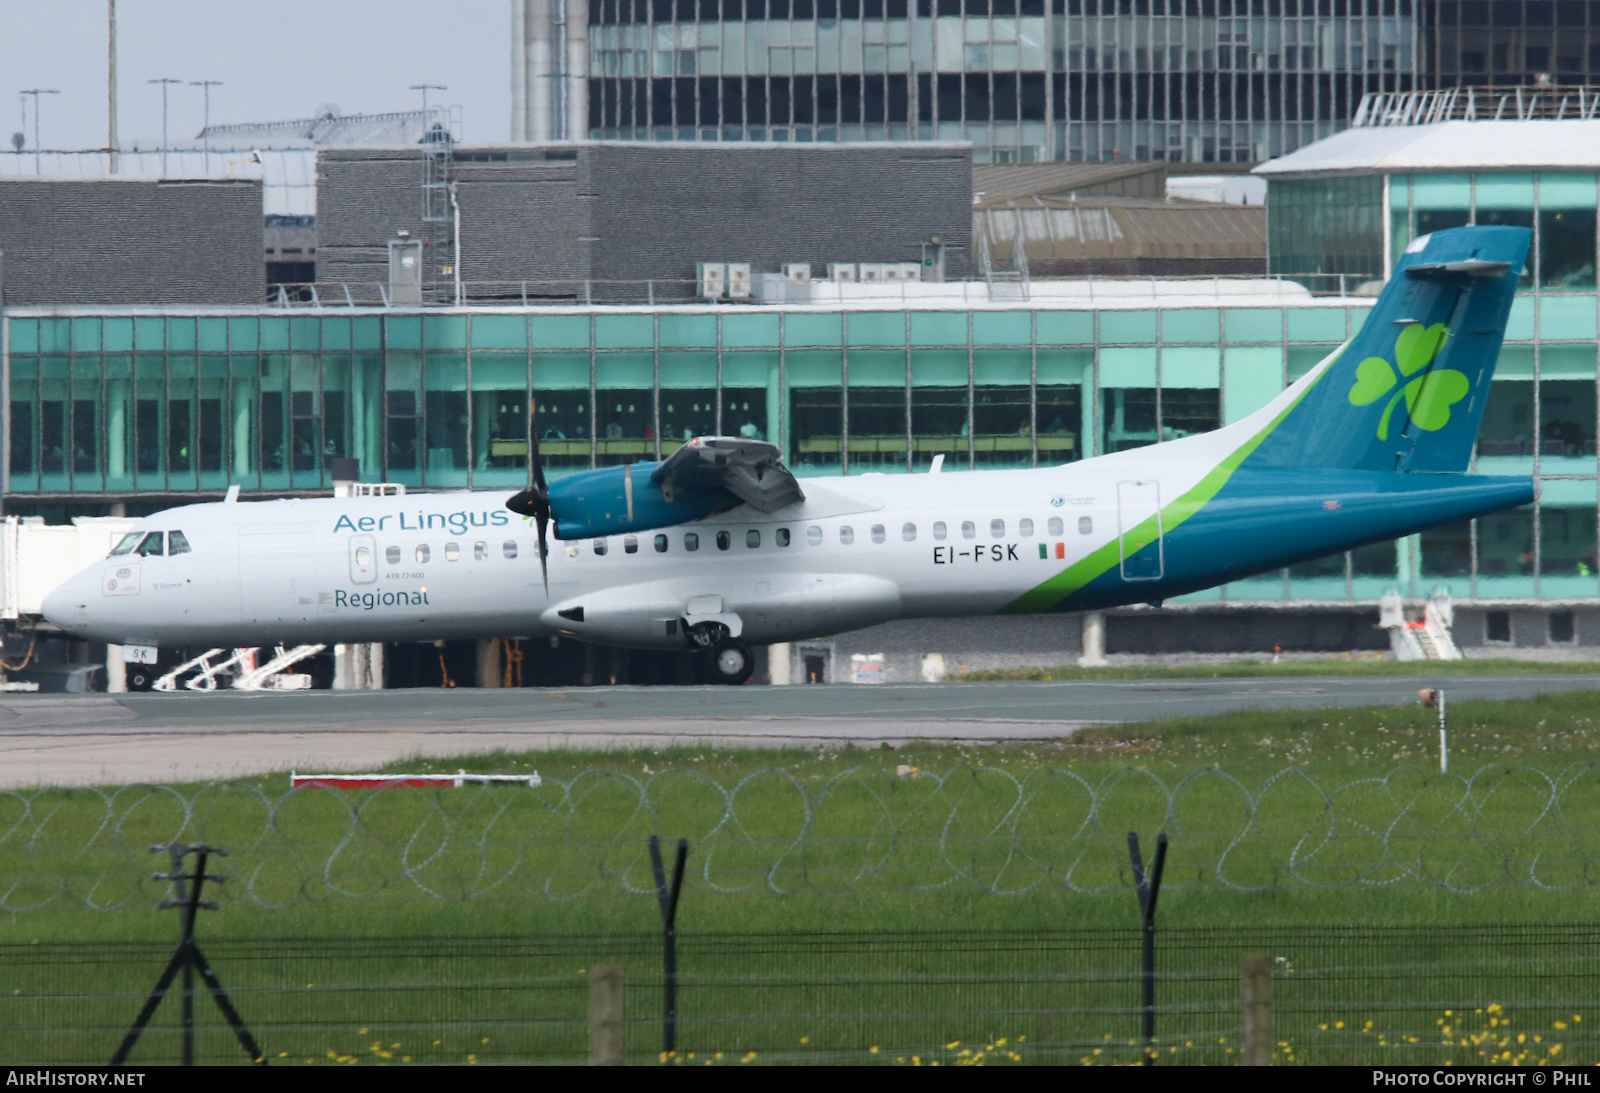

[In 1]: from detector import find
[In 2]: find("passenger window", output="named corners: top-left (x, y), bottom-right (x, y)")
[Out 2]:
top-left (473, 541), bottom-right (487, 561)
top-left (564, 543), bottom-right (579, 557)
top-left (933, 521), bottom-right (947, 541)
top-left (654, 534), bottom-right (668, 553)
top-left (503, 540), bottom-right (518, 559)
top-left (1019, 519), bottom-right (1033, 537)
top-left (961, 521), bottom-right (975, 539)
top-left (135, 532), bottom-right (165, 557)
top-left (746, 529), bottom-right (760, 548)
top-left (109, 532), bottom-right (141, 556)
top-left (806, 526), bottom-right (822, 546)
top-left (1079, 515), bottom-right (1093, 534)
top-left (716, 530), bottom-right (731, 551)
top-left (624, 534), bottom-right (639, 554)
top-left (1048, 517), bottom-right (1063, 536)
top-left (840, 526), bottom-right (855, 545)
top-left (870, 524), bottom-right (885, 543)
top-left (387, 545), bottom-right (402, 564)
top-left (991, 519), bottom-right (1006, 538)
top-left (168, 531), bottom-right (192, 555)
top-left (684, 532), bottom-right (699, 552)
top-left (415, 544), bottom-right (430, 563)
top-left (355, 546), bottom-right (373, 566)
top-left (593, 538), bottom-right (608, 556)
top-left (902, 522), bottom-right (916, 542)
top-left (444, 542), bottom-right (461, 561)
top-left (776, 528), bottom-right (791, 547)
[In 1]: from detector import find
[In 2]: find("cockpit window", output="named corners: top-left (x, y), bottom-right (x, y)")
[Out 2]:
top-left (168, 530), bottom-right (192, 555)
top-left (134, 532), bottom-right (165, 557)
top-left (109, 532), bottom-right (142, 556)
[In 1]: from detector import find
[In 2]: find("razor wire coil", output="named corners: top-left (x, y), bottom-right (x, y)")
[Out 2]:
top-left (5, 762), bottom-right (1600, 910)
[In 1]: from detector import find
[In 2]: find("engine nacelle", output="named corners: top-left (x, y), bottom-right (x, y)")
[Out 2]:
top-left (548, 461), bottom-right (734, 539)
top-left (539, 574), bottom-right (901, 649)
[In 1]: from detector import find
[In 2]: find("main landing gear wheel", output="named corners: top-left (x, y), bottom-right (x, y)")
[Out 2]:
top-left (125, 666), bottom-right (155, 692)
top-left (704, 639), bottom-right (754, 686)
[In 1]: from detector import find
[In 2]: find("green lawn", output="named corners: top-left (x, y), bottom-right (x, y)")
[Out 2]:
top-left (6, 686), bottom-right (1600, 942)
top-left (9, 687), bottom-right (1600, 1065)
top-left (954, 656), bottom-right (1600, 681)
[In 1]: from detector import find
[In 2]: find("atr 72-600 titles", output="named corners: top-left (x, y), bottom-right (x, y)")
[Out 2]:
top-left (44, 226), bottom-right (1535, 686)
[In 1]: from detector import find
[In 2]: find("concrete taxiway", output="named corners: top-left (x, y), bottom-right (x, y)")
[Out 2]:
top-left (0, 674), bottom-right (1595, 788)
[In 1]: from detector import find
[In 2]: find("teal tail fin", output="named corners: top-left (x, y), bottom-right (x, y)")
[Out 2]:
top-left (1247, 225), bottom-right (1530, 473)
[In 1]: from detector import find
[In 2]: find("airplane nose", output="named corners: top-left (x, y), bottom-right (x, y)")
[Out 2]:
top-left (41, 577), bottom-right (88, 631)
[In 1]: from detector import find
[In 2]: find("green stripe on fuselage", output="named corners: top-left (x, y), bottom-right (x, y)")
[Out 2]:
top-left (999, 361), bottom-right (1331, 615)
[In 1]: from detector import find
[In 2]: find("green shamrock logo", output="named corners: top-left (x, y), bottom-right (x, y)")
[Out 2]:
top-left (1347, 322), bottom-right (1469, 441)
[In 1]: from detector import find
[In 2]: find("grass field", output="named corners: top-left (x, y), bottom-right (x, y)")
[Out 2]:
top-left (9, 681), bottom-right (1600, 1064)
top-left (6, 684), bottom-right (1600, 943)
top-left (953, 656), bottom-right (1600, 681)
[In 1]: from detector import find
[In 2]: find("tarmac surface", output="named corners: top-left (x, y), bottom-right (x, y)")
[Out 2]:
top-left (2, 673), bottom-right (1597, 788)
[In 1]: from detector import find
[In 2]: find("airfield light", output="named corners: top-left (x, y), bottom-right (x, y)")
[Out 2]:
top-left (1419, 687), bottom-right (1446, 772)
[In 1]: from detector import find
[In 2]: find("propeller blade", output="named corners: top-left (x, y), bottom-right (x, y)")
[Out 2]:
top-left (535, 510), bottom-right (550, 594)
top-left (624, 462), bottom-right (634, 524)
top-left (530, 398), bottom-right (548, 592)
top-left (529, 399), bottom-right (547, 495)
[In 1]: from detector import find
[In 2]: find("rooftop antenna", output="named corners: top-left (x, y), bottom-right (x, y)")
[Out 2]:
top-left (20, 90), bottom-right (59, 175)
top-left (409, 83), bottom-right (447, 127)
top-left (190, 80), bottom-right (222, 173)
top-left (148, 78), bottom-right (181, 176)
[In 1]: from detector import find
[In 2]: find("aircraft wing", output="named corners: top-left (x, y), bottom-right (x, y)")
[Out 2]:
top-left (650, 436), bottom-right (805, 514)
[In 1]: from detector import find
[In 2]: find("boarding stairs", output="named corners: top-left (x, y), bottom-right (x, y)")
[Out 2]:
top-left (1380, 590), bottom-right (1463, 661)
top-left (154, 644), bottom-right (327, 691)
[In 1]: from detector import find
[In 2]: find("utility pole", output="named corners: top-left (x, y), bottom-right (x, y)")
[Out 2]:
top-left (190, 81), bottom-right (221, 173)
top-left (148, 78), bottom-right (181, 176)
top-left (107, 0), bottom-right (118, 172)
top-left (20, 90), bottom-right (59, 175)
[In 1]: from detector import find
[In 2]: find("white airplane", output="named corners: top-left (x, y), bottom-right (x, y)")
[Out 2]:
top-left (43, 226), bottom-right (1535, 687)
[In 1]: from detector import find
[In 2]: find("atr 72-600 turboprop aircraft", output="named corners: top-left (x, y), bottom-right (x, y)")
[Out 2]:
top-left (43, 226), bottom-right (1535, 686)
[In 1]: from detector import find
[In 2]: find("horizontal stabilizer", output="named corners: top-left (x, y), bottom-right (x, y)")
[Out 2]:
top-left (1405, 259), bottom-right (1512, 279)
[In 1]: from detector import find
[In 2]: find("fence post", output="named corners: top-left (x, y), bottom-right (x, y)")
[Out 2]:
top-left (589, 965), bottom-right (625, 1066)
top-left (648, 835), bottom-right (688, 1064)
top-left (1128, 831), bottom-right (1167, 1065)
top-left (1241, 953), bottom-right (1272, 1066)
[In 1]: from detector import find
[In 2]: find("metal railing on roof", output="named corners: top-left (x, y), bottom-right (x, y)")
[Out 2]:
top-left (1352, 85), bottom-right (1600, 127)
top-left (265, 272), bottom-right (1373, 310)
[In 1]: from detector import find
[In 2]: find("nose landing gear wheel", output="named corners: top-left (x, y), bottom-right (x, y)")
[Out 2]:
top-left (704, 639), bottom-right (754, 685)
top-left (126, 666), bottom-right (155, 693)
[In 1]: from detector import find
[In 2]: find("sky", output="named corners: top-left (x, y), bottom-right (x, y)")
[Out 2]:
top-left (0, 0), bottom-right (512, 150)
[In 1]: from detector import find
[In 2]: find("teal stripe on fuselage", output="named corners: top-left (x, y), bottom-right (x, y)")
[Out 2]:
top-left (1054, 468), bottom-right (1536, 612)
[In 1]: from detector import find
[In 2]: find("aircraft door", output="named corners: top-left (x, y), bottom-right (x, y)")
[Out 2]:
top-left (238, 526), bottom-right (318, 626)
top-left (348, 534), bottom-right (378, 584)
top-left (1116, 480), bottom-right (1164, 580)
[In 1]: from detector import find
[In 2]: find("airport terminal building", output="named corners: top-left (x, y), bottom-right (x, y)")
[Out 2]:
top-left (2, 97), bottom-right (1599, 685)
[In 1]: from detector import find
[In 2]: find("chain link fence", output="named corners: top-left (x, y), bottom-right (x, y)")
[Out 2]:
top-left (5, 927), bottom-right (1599, 1065)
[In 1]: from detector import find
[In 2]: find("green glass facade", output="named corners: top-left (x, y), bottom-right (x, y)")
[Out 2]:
top-left (4, 295), bottom-right (1596, 605)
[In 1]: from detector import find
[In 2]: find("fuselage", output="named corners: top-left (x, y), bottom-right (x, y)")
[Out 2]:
top-left (41, 440), bottom-right (1533, 653)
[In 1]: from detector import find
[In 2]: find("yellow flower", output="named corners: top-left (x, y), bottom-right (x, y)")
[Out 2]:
top-left (869, 1046), bottom-right (880, 1054)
